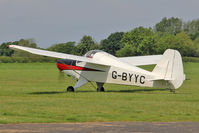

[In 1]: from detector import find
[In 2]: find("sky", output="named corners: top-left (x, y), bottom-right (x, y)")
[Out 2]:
top-left (0, 0), bottom-right (199, 48)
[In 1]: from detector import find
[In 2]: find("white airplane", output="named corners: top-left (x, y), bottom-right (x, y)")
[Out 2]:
top-left (8, 45), bottom-right (185, 92)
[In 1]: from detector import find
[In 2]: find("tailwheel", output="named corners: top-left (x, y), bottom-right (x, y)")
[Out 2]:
top-left (170, 88), bottom-right (176, 93)
top-left (97, 87), bottom-right (105, 92)
top-left (67, 86), bottom-right (74, 92)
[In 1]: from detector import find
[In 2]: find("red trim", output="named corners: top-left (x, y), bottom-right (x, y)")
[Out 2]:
top-left (56, 63), bottom-right (100, 71)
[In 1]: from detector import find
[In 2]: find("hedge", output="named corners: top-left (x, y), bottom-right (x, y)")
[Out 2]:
top-left (0, 56), bottom-right (199, 63)
top-left (0, 56), bottom-right (57, 63)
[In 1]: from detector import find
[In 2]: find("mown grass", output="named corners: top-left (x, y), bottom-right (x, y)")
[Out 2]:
top-left (0, 62), bottom-right (199, 123)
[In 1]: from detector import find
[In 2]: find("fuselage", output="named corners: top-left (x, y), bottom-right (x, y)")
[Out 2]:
top-left (56, 50), bottom-right (168, 88)
top-left (8, 45), bottom-right (184, 91)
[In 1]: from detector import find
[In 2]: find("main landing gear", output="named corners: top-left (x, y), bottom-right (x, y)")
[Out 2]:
top-left (66, 82), bottom-right (105, 92)
top-left (170, 88), bottom-right (175, 93)
top-left (67, 86), bottom-right (74, 92)
top-left (66, 85), bottom-right (105, 92)
top-left (96, 82), bottom-right (105, 92)
top-left (97, 87), bottom-right (104, 92)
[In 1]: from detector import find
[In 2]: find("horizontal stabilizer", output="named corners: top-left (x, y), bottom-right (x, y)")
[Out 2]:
top-left (147, 77), bottom-right (174, 81)
top-left (119, 55), bottom-right (162, 66)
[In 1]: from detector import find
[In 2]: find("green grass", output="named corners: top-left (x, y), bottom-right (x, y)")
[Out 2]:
top-left (0, 62), bottom-right (199, 123)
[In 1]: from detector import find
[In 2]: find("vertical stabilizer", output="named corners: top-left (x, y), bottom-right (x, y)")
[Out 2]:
top-left (152, 49), bottom-right (185, 89)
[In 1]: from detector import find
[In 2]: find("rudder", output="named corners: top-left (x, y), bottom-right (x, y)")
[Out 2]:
top-left (152, 49), bottom-right (185, 89)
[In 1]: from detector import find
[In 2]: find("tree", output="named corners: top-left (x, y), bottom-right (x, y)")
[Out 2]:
top-left (13, 39), bottom-right (38, 57)
top-left (184, 19), bottom-right (199, 34)
top-left (184, 19), bottom-right (199, 40)
top-left (17, 38), bottom-right (37, 48)
top-left (194, 37), bottom-right (199, 56)
top-left (174, 32), bottom-right (197, 56)
top-left (0, 41), bottom-right (18, 56)
top-left (189, 32), bottom-right (199, 40)
top-left (155, 33), bottom-right (175, 54)
top-left (137, 36), bottom-right (157, 55)
top-left (75, 35), bottom-right (99, 55)
top-left (116, 44), bottom-right (136, 57)
top-left (100, 32), bottom-right (124, 55)
top-left (0, 43), bottom-right (14, 56)
top-left (47, 42), bottom-right (76, 54)
top-left (154, 17), bottom-right (183, 35)
top-left (119, 27), bottom-right (157, 56)
top-left (156, 32), bottom-right (197, 56)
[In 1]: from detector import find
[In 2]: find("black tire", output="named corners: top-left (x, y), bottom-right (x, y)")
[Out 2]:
top-left (67, 86), bottom-right (74, 92)
top-left (97, 87), bottom-right (105, 92)
top-left (170, 89), bottom-right (175, 93)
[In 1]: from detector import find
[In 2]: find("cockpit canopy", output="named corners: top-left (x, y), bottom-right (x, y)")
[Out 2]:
top-left (84, 50), bottom-right (103, 58)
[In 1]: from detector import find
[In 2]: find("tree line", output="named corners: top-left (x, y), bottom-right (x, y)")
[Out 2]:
top-left (1, 17), bottom-right (199, 62)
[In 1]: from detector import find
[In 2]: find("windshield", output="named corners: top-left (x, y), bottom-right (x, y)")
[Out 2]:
top-left (84, 50), bottom-right (103, 58)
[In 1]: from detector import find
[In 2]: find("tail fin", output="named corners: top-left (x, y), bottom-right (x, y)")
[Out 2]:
top-left (152, 49), bottom-right (185, 89)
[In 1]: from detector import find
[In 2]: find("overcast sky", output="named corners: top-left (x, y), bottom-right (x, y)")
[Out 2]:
top-left (0, 0), bottom-right (199, 48)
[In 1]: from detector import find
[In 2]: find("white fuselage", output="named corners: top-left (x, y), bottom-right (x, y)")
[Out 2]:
top-left (9, 45), bottom-right (184, 90)
top-left (60, 52), bottom-right (168, 89)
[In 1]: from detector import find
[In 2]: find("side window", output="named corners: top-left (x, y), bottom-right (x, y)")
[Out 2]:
top-left (84, 50), bottom-right (102, 58)
top-left (76, 61), bottom-right (82, 64)
top-left (71, 60), bottom-right (76, 66)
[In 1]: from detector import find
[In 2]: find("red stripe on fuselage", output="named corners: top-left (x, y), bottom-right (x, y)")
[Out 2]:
top-left (56, 63), bottom-right (100, 71)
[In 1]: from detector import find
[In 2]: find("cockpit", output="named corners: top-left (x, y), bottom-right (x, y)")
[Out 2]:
top-left (57, 50), bottom-right (105, 67)
top-left (84, 50), bottom-right (103, 58)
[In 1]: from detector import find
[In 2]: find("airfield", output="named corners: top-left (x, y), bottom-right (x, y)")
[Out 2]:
top-left (1, 122), bottom-right (199, 133)
top-left (0, 62), bottom-right (199, 132)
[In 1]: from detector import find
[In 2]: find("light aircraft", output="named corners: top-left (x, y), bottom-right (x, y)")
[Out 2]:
top-left (8, 45), bottom-right (185, 92)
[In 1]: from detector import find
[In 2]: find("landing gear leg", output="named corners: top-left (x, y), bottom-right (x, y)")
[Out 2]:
top-left (66, 76), bottom-right (88, 92)
top-left (167, 81), bottom-right (176, 94)
top-left (97, 87), bottom-right (104, 92)
top-left (96, 82), bottom-right (105, 92)
top-left (67, 86), bottom-right (74, 92)
top-left (170, 88), bottom-right (175, 93)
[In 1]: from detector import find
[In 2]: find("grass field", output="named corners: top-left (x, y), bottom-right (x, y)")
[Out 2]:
top-left (0, 62), bottom-right (199, 123)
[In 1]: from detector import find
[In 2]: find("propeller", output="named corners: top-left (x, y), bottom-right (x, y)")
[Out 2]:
top-left (58, 70), bottom-right (65, 81)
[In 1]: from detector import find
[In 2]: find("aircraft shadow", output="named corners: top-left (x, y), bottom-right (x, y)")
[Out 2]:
top-left (106, 88), bottom-right (169, 93)
top-left (27, 88), bottom-right (170, 95)
top-left (76, 88), bottom-right (169, 93)
top-left (28, 91), bottom-right (65, 95)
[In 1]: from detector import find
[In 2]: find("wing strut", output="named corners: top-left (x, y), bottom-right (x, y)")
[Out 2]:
top-left (74, 77), bottom-right (88, 89)
top-left (66, 64), bottom-right (96, 90)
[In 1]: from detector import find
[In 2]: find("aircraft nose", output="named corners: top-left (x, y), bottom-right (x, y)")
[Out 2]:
top-left (56, 63), bottom-right (66, 71)
top-left (56, 59), bottom-right (76, 71)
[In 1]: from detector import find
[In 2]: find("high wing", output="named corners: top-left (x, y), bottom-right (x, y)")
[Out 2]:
top-left (119, 55), bottom-right (162, 66)
top-left (9, 45), bottom-right (162, 66)
top-left (8, 45), bottom-right (110, 66)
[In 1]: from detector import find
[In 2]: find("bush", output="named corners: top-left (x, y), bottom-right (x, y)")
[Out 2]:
top-left (182, 57), bottom-right (199, 63)
top-left (0, 56), bottom-right (57, 63)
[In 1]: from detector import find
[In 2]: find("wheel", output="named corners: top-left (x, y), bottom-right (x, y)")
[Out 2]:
top-left (97, 87), bottom-right (105, 92)
top-left (170, 89), bottom-right (175, 93)
top-left (67, 86), bottom-right (74, 92)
